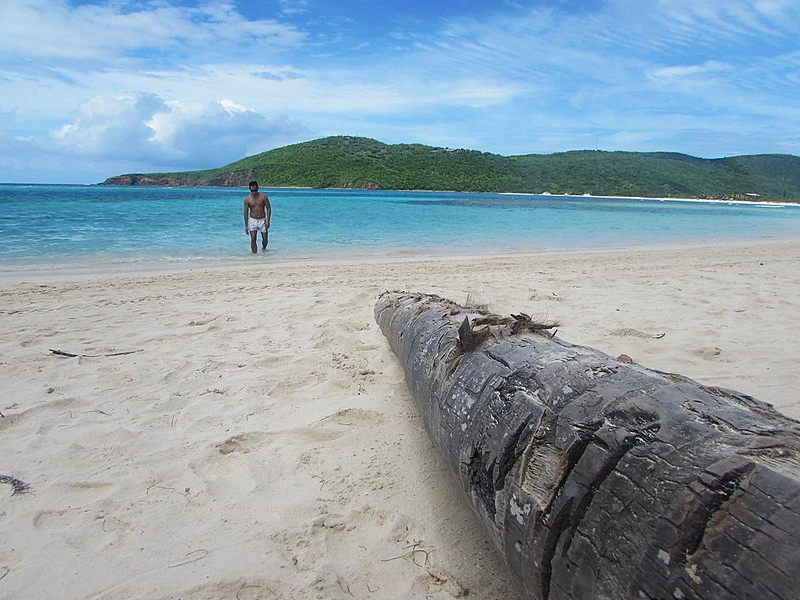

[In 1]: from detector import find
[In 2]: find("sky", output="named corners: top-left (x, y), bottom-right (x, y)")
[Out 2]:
top-left (1, 0), bottom-right (799, 183)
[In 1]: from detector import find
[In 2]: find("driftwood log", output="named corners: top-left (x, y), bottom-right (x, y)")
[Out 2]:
top-left (375, 291), bottom-right (800, 600)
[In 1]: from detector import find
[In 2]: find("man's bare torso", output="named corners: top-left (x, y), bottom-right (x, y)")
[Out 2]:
top-left (245, 192), bottom-right (269, 219)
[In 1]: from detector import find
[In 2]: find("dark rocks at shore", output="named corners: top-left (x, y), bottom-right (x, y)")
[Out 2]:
top-left (100, 175), bottom-right (186, 186)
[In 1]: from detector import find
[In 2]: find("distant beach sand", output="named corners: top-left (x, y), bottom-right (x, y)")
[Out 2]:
top-left (2, 241), bottom-right (799, 599)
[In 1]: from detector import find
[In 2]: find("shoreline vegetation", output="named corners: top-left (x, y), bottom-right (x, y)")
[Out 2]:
top-left (100, 135), bottom-right (800, 203)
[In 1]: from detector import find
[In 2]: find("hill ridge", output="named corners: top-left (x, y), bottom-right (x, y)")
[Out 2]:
top-left (101, 135), bottom-right (800, 201)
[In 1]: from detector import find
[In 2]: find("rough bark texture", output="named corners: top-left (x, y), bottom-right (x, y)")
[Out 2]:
top-left (374, 291), bottom-right (800, 600)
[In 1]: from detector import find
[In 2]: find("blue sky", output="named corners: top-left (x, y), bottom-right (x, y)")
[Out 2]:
top-left (1, 0), bottom-right (799, 183)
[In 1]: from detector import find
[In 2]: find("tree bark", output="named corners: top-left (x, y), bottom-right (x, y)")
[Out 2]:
top-left (375, 291), bottom-right (800, 600)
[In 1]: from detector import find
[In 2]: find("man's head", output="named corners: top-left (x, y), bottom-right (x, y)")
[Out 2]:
top-left (249, 181), bottom-right (259, 191)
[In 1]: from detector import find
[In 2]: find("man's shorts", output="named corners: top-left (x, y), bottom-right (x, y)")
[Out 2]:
top-left (248, 217), bottom-right (267, 233)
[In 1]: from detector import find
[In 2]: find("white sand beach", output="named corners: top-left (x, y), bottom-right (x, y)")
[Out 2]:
top-left (2, 240), bottom-right (799, 600)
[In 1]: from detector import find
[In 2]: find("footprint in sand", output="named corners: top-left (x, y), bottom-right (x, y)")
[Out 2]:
top-left (153, 577), bottom-right (286, 600)
top-left (692, 346), bottom-right (726, 360)
top-left (281, 409), bottom-right (387, 447)
top-left (215, 431), bottom-right (269, 455)
top-left (188, 315), bottom-right (224, 327)
top-left (0, 397), bottom-right (88, 432)
top-left (610, 327), bottom-right (664, 339)
top-left (32, 507), bottom-right (80, 529)
top-left (253, 409), bottom-right (388, 452)
top-left (317, 408), bottom-right (386, 428)
top-left (271, 505), bottom-right (467, 598)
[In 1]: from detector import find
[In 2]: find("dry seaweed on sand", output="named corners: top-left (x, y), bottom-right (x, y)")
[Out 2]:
top-left (0, 475), bottom-right (32, 495)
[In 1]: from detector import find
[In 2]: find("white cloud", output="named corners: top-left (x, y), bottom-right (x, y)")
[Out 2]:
top-left (52, 93), bottom-right (170, 160)
top-left (647, 60), bottom-right (730, 81)
top-left (279, 0), bottom-right (310, 17)
top-left (50, 93), bottom-right (307, 170)
top-left (0, 0), bottom-right (304, 65)
top-left (653, 0), bottom-right (800, 42)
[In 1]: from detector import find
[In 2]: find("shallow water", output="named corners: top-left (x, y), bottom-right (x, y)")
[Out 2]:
top-left (2, 184), bottom-right (800, 271)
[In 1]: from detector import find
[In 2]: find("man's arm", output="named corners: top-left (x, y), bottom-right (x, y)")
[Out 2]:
top-left (243, 198), bottom-right (249, 231)
top-left (265, 196), bottom-right (272, 227)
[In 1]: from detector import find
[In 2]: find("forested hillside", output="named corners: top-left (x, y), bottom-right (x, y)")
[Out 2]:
top-left (102, 136), bottom-right (800, 201)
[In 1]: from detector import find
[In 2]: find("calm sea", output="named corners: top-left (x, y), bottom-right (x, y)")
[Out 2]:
top-left (2, 184), bottom-right (800, 272)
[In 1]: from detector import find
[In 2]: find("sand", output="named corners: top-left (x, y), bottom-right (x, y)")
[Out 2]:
top-left (2, 240), bottom-right (799, 600)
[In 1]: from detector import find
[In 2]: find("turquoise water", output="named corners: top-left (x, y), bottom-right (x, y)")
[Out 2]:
top-left (2, 184), bottom-right (800, 271)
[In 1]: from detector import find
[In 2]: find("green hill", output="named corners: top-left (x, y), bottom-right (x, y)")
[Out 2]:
top-left (101, 136), bottom-right (800, 201)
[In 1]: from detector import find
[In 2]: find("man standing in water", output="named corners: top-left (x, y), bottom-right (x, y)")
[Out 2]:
top-left (244, 180), bottom-right (271, 253)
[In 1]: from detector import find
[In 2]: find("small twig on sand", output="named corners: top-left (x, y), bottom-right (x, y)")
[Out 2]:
top-left (49, 348), bottom-right (143, 358)
top-left (381, 542), bottom-right (433, 567)
top-left (146, 483), bottom-right (177, 495)
top-left (337, 577), bottom-right (354, 597)
top-left (167, 549), bottom-right (208, 568)
top-left (200, 388), bottom-right (226, 396)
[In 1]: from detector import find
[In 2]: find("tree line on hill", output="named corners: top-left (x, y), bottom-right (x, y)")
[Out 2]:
top-left (101, 136), bottom-right (800, 202)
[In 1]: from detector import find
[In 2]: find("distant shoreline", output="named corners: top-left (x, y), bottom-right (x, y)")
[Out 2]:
top-left (8, 181), bottom-right (798, 206)
top-left (498, 191), bottom-right (800, 207)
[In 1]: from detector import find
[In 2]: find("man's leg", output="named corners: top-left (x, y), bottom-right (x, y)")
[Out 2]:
top-left (261, 229), bottom-right (269, 251)
top-left (250, 230), bottom-right (258, 253)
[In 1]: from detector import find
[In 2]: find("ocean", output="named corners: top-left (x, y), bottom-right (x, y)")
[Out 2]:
top-left (2, 184), bottom-right (800, 272)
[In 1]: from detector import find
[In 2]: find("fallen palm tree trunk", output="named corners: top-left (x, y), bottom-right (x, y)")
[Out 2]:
top-left (375, 291), bottom-right (800, 600)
